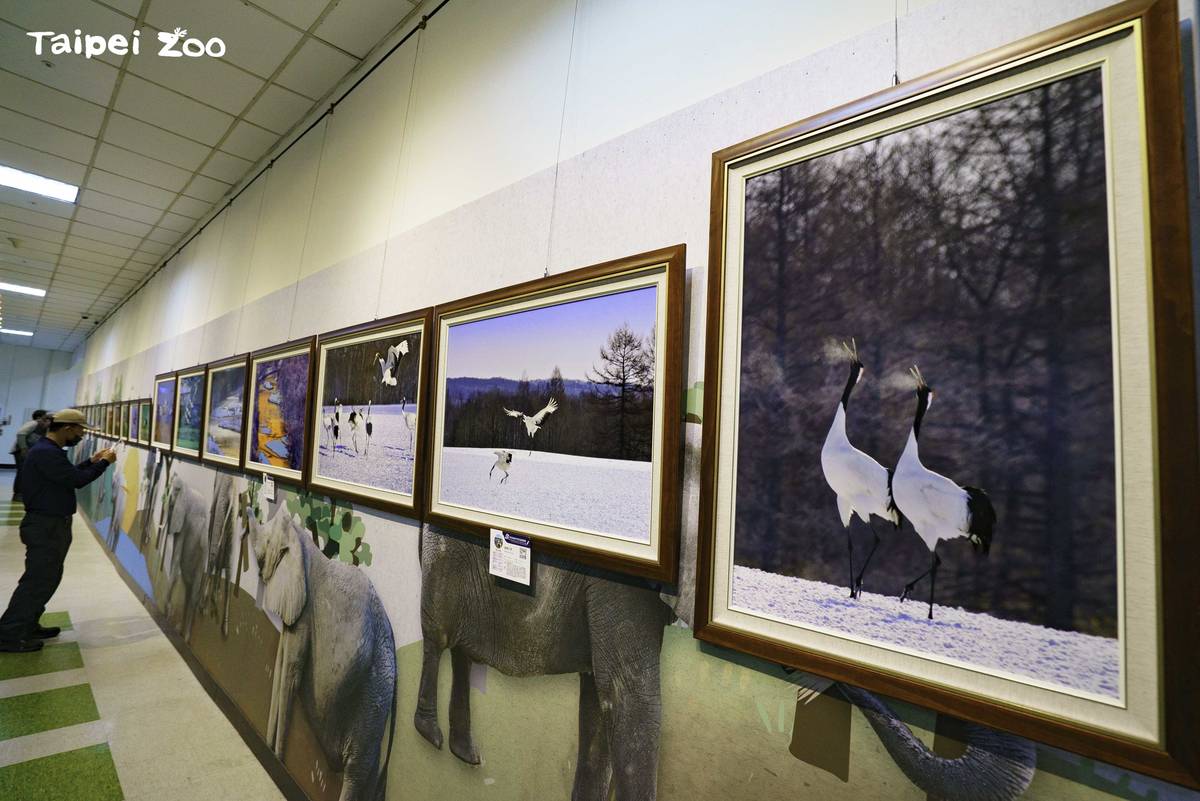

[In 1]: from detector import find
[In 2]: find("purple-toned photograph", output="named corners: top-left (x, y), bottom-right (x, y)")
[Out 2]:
top-left (248, 349), bottom-right (310, 475)
top-left (153, 377), bottom-right (175, 446)
top-left (439, 286), bottom-right (658, 543)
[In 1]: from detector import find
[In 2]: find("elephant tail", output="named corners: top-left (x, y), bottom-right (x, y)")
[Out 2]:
top-left (375, 650), bottom-right (399, 801)
top-left (838, 684), bottom-right (1036, 801)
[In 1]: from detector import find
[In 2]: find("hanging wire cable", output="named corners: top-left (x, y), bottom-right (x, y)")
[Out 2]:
top-left (545, 0), bottom-right (583, 278)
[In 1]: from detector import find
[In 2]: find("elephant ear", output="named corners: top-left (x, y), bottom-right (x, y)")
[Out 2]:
top-left (167, 481), bottom-right (185, 539)
top-left (262, 518), bottom-right (307, 627)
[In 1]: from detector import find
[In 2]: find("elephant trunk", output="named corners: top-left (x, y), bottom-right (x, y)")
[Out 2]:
top-left (838, 684), bottom-right (1036, 801)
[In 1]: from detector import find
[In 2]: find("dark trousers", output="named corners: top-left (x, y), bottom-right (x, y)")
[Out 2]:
top-left (0, 512), bottom-right (73, 641)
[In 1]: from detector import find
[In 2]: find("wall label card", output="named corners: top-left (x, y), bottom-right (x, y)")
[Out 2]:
top-left (489, 529), bottom-right (531, 585)
top-left (262, 475), bottom-right (276, 503)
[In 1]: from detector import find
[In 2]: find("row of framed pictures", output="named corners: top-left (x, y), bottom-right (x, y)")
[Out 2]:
top-left (87, 246), bottom-right (685, 583)
top-left (77, 1), bottom-right (1198, 789)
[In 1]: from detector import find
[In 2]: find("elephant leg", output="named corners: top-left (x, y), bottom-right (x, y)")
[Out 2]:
top-left (448, 647), bottom-right (480, 765)
top-left (271, 629), bottom-right (306, 758)
top-left (266, 635), bottom-right (284, 746)
top-left (572, 672), bottom-right (612, 801)
top-left (413, 636), bottom-right (444, 750)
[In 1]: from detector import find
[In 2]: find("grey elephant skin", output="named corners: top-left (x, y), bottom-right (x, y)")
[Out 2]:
top-left (415, 522), bottom-right (672, 801)
top-left (161, 472), bottom-right (210, 643)
top-left (251, 511), bottom-right (398, 801)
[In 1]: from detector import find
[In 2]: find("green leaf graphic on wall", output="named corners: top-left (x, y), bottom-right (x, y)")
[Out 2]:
top-left (285, 489), bottom-right (372, 567)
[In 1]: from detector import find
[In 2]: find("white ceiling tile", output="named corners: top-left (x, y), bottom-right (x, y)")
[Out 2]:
top-left (100, 0), bottom-right (142, 16)
top-left (114, 73), bottom-right (235, 146)
top-left (243, 82), bottom-right (312, 134)
top-left (316, 0), bottom-right (417, 57)
top-left (166, 194), bottom-right (211, 218)
top-left (156, 211), bottom-right (195, 233)
top-left (276, 37), bottom-right (358, 100)
top-left (248, 0), bottom-right (329, 30)
top-left (103, 112), bottom-right (208, 170)
top-left (0, 203), bottom-right (71, 233)
top-left (182, 173), bottom-right (230, 203)
top-left (221, 120), bottom-right (277, 161)
top-left (86, 169), bottom-right (175, 209)
top-left (77, 189), bottom-right (162, 226)
top-left (0, 138), bottom-right (86, 186)
top-left (0, 108), bottom-right (95, 163)
top-left (0, 1), bottom-right (134, 67)
top-left (0, 71), bottom-right (106, 135)
top-left (0, 250), bottom-right (57, 273)
top-left (92, 144), bottom-right (192, 192)
top-left (56, 262), bottom-right (113, 282)
top-left (200, 149), bottom-right (252, 184)
top-left (0, 218), bottom-right (66, 246)
top-left (145, 0), bottom-right (304, 78)
top-left (0, 21), bottom-right (119, 105)
top-left (135, 241), bottom-right (170, 257)
top-left (73, 206), bottom-right (153, 238)
top-left (63, 239), bottom-right (130, 264)
top-left (144, 226), bottom-right (178, 245)
top-left (0, 187), bottom-right (74, 218)
top-left (71, 221), bottom-right (142, 250)
top-left (128, 26), bottom-right (264, 113)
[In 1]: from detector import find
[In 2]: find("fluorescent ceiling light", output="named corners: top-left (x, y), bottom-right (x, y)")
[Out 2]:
top-left (0, 164), bottom-right (78, 203)
top-left (0, 328), bottom-right (33, 336)
top-left (0, 281), bottom-right (47, 297)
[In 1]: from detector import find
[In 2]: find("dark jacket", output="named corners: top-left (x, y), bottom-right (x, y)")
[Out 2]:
top-left (20, 437), bottom-right (110, 516)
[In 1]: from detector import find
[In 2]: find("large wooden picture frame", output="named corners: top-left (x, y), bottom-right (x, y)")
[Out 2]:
top-left (695, 0), bottom-right (1198, 786)
top-left (426, 245), bottom-right (685, 581)
top-left (201, 354), bottom-right (250, 469)
top-left (172, 367), bottom-right (207, 459)
top-left (243, 338), bottom-right (316, 484)
top-left (151, 373), bottom-right (176, 451)
top-left (307, 310), bottom-right (433, 515)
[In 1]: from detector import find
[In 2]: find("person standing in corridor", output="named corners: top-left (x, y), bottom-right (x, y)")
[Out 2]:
top-left (0, 409), bottom-right (115, 652)
top-left (8, 409), bottom-right (50, 502)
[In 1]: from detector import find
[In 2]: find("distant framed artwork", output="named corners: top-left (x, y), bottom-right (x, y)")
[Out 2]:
top-left (426, 246), bottom-right (685, 581)
top-left (152, 373), bottom-right (176, 451)
top-left (138, 400), bottom-right (152, 446)
top-left (695, 0), bottom-right (1199, 787)
top-left (119, 401), bottom-right (130, 441)
top-left (172, 368), bottom-right (206, 458)
top-left (244, 338), bottom-right (315, 483)
top-left (127, 401), bottom-right (139, 444)
top-left (104, 404), bottom-right (116, 438)
top-left (202, 354), bottom-right (249, 468)
top-left (308, 311), bottom-right (432, 514)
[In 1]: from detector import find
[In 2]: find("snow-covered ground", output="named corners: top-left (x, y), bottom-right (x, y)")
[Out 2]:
top-left (440, 447), bottom-right (652, 542)
top-left (205, 392), bottom-right (244, 458)
top-left (314, 403), bottom-right (417, 494)
top-left (732, 566), bottom-right (1120, 698)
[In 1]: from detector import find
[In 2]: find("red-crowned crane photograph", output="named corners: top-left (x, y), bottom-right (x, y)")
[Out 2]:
top-left (727, 66), bottom-right (1120, 700)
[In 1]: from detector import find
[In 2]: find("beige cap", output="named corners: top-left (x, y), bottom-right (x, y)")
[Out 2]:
top-left (49, 408), bottom-right (91, 429)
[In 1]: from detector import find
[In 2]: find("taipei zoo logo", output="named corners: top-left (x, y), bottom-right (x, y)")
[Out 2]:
top-left (27, 27), bottom-right (226, 59)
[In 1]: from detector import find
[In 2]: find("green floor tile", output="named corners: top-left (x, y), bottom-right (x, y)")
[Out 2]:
top-left (38, 612), bottom-right (72, 632)
top-left (0, 683), bottom-right (99, 741)
top-left (0, 743), bottom-right (123, 801)
top-left (0, 643), bottom-right (83, 681)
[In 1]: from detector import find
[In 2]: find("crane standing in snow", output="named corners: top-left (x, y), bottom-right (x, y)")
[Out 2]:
top-left (820, 339), bottom-right (901, 598)
top-left (892, 365), bottom-right (995, 620)
top-left (504, 398), bottom-right (558, 455)
top-left (489, 450), bottom-right (513, 484)
top-left (363, 399), bottom-right (374, 456)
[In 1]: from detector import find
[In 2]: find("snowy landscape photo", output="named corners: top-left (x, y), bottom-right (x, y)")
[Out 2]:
top-left (248, 350), bottom-right (310, 474)
top-left (175, 372), bottom-right (204, 452)
top-left (153, 378), bottom-right (175, 445)
top-left (205, 362), bottom-right (246, 461)
top-left (727, 69), bottom-right (1120, 698)
top-left (438, 286), bottom-right (659, 543)
top-left (312, 325), bottom-right (422, 500)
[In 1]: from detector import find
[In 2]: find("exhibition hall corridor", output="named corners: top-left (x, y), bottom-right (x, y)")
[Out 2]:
top-left (0, 477), bottom-right (282, 801)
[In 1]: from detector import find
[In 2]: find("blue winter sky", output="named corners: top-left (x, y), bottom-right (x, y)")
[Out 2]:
top-left (446, 286), bottom-right (657, 381)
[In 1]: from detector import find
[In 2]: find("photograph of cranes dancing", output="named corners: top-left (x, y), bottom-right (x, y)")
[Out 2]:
top-left (727, 68), bottom-right (1120, 698)
top-left (437, 285), bottom-right (659, 543)
top-left (204, 361), bottom-right (247, 463)
top-left (310, 324), bottom-right (423, 500)
top-left (246, 347), bottom-right (311, 478)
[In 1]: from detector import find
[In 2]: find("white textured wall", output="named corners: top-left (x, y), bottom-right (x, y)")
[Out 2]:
top-left (0, 343), bottom-right (80, 465)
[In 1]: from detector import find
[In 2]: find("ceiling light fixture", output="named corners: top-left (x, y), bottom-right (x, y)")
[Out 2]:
top-left (0, 281), bottom-right (48, 297)
top-left (0, 164), bottom-right (78, 203)
top-left (0, 328), bottom-right (34, 336)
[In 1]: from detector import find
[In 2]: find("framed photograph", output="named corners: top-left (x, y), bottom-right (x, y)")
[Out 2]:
top-left (307, 311), bottom-right (432, 514)
top-left (138, 400), bottom-right (152, 446)
top-left (105, 404), bottom-right (116, 438)
top-left (172, 367), bottom-right (206, 459)
top-left (695, 0), bottom-right (1199, 786)
top-left (127, 401), bottom-right (139, 444)
top-left (243, 338), bottom-right (315, 483)
top-left (119, 401), bottom-right (130, 441)
top-left (202, 355), bottom-right (249, 468)
top-left (426, 246), bottom-right (684, 581)
top-left (151, 373), bottom-right (176, 451)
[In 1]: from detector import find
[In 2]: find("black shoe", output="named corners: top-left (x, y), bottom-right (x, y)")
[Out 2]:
top-left (32, 626), bottom-right (60, 639)
top-left (0, 639), bottom-right (44, 653)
